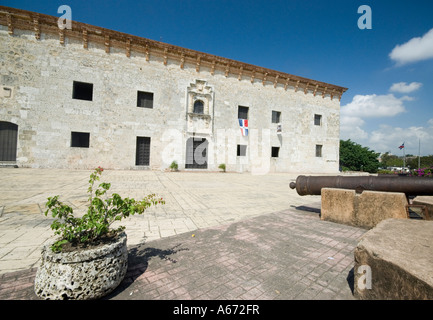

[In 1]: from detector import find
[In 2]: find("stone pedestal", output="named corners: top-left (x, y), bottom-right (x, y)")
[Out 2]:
top-left (321, 188), bottom-right (408, 229)
top-left (354, 219), bottom-right (433, 299)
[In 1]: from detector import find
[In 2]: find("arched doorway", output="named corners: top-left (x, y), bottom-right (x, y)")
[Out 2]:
top-left (0, 121), bottom-right (18, 161)
top-left (185, 137), bottom-right (208, 169)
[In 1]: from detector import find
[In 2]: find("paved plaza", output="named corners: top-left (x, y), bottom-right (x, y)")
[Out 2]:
top-left (0, 168), bottom-right (366, 300)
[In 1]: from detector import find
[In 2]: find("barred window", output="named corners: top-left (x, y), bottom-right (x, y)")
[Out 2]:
top-left (193, 100), bottom-right (204, 114)
top-left (272, 111), bottom-right (281, 123)
top-left (316, 144), bottom-right (322, 157)
top-left (237, 145), bottom-right (247, 156)
top-left (72, 81), bottom-right (93, 101)
top-left (238, 106), bottom-right (249, 120)
top-left (137, 91), bottom-right (154, 108)
top-left (71, 132), bottom-right (90, 148)
top-left (136, 137), bottom-right (151, 165)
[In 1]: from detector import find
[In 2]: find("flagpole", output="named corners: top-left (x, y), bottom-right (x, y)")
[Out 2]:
top-left (399, 142), bottom-right (406, 172)
top-left (418, 138), bottom-right (421, 170)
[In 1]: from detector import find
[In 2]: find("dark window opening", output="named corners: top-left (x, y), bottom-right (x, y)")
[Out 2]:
top-left (193, 100), bottom-right (204, 114)
top-left (136, 137), bottom-right (151, 165)
top-left (271, 147), bottom-right (280, 157)
top-left (72, 81), bottom-right (93, 101)
top-left (137, 91), bottom-right (154, 108)
top-left (316, 144), bottom-right (323, 157)
top-left (272, 111), bottom-right (281, 123)
top-left (238, 106), bottom-right (249, 120)
top-left (185, 138), bottom-right (208, 169)
top-left (71, 132), bottom-right (90, 148)
top-left (0, 121), bottom-right (18, 161)
top-left (237, 144), bottom-right (247, 156)
top-left (314, 114), bottom-right (322, 126)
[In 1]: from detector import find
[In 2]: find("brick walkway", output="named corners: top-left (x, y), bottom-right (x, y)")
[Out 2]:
top-left (0, 207), bottom-right (365, 300)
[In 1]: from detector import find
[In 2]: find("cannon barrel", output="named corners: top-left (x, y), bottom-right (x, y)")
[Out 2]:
top-left (289, 175), bottom-right (433, 196)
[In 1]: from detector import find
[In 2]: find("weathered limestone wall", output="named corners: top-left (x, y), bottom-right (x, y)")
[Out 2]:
top-left (0, 25), bottom-right (341, 173)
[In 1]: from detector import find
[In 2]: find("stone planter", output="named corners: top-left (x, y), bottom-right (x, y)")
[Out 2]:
top-left (34, 232), bottom-right (128, 300)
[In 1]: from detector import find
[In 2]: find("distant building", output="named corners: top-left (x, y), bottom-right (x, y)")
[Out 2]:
top-left (0, 6), bottom-right (347, 173)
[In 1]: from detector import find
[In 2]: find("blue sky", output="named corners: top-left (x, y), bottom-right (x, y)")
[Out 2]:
top-left (4, 0), bottom-right (433, 156)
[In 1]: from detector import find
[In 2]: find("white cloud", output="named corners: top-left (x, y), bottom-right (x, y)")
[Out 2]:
top-left (399, 95), bottom-right (415, 101)
top-left (341, 94), bottom-right (406, 118)
top-left (389, 82), bottom-right (423, 93)
top-left (339, 94), bottom-right (425, 153)
top-left (340, 115), bottom-right (368, 141)
top-left (369, 124), bottom-right (433, 155)
top-left (389, 28), bottom-right (433, 65)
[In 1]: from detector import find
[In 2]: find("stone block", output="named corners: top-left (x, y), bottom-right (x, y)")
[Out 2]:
top-left (321, 188), bottom-right (408, 229)
top-left (354, 218), bottom-right (433, 299)
top-left (320, 188), bottom-right (355, 226)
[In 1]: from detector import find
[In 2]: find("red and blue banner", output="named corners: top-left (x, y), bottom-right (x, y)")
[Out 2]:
top-left (239, 119), bottom-right (248, 136)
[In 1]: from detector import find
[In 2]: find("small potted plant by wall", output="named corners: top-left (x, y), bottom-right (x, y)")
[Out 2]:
top-left (218, 163), bottom-right (226, 172)
top-left (34, 167), bottom-right (164, 300)
top-left (169, 160), bottom-right (178, 172)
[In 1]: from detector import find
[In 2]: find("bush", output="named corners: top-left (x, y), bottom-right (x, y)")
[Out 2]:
top-left (169, 160), bottom-right (178, 171)
top-left (218, 163), bottom-right (226, 172)
top-left (377, 169), bottom-right (396, 175)
top-left (44, 167), bottom-right (164, 252)
top-left (411, 167), bottom-right (433, 177)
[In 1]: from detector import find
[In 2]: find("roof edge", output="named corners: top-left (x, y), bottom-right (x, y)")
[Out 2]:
top-left (0, 5), bottom-right (348, 100)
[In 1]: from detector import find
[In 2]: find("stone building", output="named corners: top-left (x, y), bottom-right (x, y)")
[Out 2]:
top-left (0, 6), bottom-right (347, 173)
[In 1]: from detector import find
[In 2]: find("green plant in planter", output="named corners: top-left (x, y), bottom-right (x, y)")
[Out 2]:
top-left (45, 167), bottom-right (165, 253)
top-left (169, 160), bottom-right (178, 171)
top-left (218, 163), bottom-right (226, 172)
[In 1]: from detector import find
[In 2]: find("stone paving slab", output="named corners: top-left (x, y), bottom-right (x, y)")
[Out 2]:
top-left (0, 207), bottom-right (365, 300)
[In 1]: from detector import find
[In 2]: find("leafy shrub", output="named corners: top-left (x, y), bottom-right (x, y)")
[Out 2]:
top-left (377, 169), bottom-right (396, 175)
top-left (218, 163), bottom-right (226, 172)
top-left (411, 167), bottom-right (433, 177)
top-left (169, 160), bottom-right (178, 171)
top-left (44, 167), bottom-right (164, 252)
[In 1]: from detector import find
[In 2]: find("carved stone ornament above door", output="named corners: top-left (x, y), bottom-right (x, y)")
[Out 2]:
top-left (186, 79), bottom-right (214, 135)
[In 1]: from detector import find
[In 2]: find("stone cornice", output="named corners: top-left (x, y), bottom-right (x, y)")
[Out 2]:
top-left (0, 6), bottom-right (348, 100)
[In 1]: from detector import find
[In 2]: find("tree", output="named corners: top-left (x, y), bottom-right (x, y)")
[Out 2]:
top-left (340, 139), bottom-right (380, 173)
top-left (380, 152), bottom-right (403, 168)
top-left (406, 155), bottom-right (433, 169)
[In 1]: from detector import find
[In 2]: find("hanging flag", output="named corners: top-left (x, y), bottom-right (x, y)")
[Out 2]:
top-left (399, 143), bottom-right (405, 149)
top-left (277, 124), bottom-right (282, 135)
top-left (239, 119), bottom-right (248, 136)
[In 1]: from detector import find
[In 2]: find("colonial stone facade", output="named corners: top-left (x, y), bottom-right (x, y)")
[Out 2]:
top-left (0, 6), bottom-right (347, 173)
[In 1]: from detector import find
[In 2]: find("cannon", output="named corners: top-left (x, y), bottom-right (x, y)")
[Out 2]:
top-left (289, 175), bottom-right (433, 197)
top-left (290, 175), bottom-right (433, 227)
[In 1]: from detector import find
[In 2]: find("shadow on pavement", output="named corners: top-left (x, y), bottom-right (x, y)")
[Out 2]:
top-left (291, 205), bottom-right (321, 216)
top-left (346, 267), bottom-right (355, 294)
top-left (104, 242), bottom-right (189, 299)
